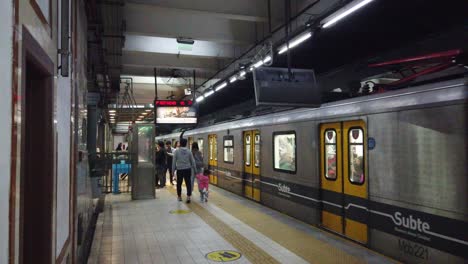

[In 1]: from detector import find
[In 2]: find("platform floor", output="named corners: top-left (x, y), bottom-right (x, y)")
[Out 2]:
top-left (88, 183), bottom-right (397, 264)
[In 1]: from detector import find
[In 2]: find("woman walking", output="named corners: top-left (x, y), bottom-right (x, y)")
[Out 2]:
top-left (172, 138), bottom-right (196, 203)
top-left (191, 142), bottom-right (204, 194)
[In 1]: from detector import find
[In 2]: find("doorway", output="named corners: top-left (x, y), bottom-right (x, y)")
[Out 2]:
top-left (208, 134), bottom-right (218, 185)
top-left (243, 130), bottom-right (261, 201)
top-left (320, 120), bottom-right (368, 244)
top-left (19, 28), bottom-right (55, 264)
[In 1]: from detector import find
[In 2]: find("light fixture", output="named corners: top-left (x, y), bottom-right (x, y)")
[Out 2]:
top-left (215, 82), bottom-right (227, 91)
top-left (253, 60), bottom-right (264, 68)
top-left (204, 90), bottom-right (215, 97)
top-left (109, 113), bottom-right (116, 116)
top-left (109, 110), bottom-right (116, 113)
top-left (195, 96), bottom-right (205, 103)
top-left (278, 31), bottom-right (312, 55)
top-left (321, 0), bottom-right (374, 28)
top-left (249, 66), bottom-right (254, 71)
top-left (142, 112), bottom-right (148, 115)
top-left (229, 76), bottom-right (237, 83)
top-left (263, 56), bottom-right (272, 63)
top-left (239, 71), bottom-right (246, 77)
top-left (145, 109), bottom-right (152, 112)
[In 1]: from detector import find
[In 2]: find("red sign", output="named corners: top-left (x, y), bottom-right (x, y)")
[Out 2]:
top-left (155, 100), bottom-right (193, 107)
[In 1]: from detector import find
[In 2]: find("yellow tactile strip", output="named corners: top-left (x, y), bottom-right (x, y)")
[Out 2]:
top-left (203, 188), bottom-right (397, 264)
top-left (168, 187), bottom-right (280, 264)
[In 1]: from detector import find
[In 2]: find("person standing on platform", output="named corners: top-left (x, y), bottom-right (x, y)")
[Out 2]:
top-left (165, 141), bottom-right (175, 185)
top-left (191, 142), bottom-right (204, 194)
top-left (172, 138), bottom-right (196, 203)
top-left (155, 141), bottom-right (167, 188)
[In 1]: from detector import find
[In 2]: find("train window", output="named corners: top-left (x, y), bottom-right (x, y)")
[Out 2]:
top-left (198, 138), bottom-right (204, 155)
top-left (214, 137), bottom-right (217, 161)
top-left (209, 137), bottom-right (212, 160)
top-left (348, 128), bottom-right (365, 184)
top-left (254, 134), bottom-right (260, 167)
top-left (273, 131), bottom-right (296, 173)
top-left (224, 135), bottom-right (234, 163)
top-left (324, 129), bottom-right (337, 180)
top-left (245, 134), bottom-right (251, 166)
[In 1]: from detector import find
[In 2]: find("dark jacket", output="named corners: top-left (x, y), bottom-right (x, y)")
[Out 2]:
top-left (166, 146), bottom-right (173, 165)
top-left (155, 149), bottom-right (167, 168)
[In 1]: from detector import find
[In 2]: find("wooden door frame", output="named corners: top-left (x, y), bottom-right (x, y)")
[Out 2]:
top-left (18, 26), bottom-right (55, 264)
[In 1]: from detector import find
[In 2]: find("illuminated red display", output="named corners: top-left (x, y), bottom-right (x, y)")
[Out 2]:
top-left (154, 100), bottom-right (193, 107)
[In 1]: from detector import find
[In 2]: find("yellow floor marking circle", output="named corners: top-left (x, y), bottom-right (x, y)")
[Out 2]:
top-left (206, 250), bottom-right (241, 262)
top-left (169, 209), bottom-right (191, 214)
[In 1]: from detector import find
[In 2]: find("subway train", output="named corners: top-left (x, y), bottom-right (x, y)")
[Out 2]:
top-left (156, 78), bottom-right (468, 263)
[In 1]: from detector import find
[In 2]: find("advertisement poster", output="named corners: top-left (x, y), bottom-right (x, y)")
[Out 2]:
top-left (156, 106), bottom-right (197, 124)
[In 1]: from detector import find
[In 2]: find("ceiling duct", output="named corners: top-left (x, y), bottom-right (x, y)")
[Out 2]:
top-left (86, 0), bottom-right (125, 105)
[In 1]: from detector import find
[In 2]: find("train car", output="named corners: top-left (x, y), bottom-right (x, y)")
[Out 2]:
top-left (156, 78), bottom-right (468, 263)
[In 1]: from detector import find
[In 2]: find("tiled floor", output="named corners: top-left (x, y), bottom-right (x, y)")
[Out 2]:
top-left (88, 184), bottom-right (396, 264)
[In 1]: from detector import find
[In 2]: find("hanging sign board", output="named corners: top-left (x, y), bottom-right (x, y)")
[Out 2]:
top-left (154, 100), bottom-right (197, 124)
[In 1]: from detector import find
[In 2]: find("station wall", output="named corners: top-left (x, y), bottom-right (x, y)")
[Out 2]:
top-left (56, 76), bottom-right (71, 257)
top-left (0, 1), bottom-right (13, 263)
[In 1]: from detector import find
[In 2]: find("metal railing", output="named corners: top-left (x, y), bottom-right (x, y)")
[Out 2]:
top-left (90, 152), bottom-right (135, 194)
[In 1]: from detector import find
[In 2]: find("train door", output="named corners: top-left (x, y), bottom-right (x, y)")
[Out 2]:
top-left (243, 130), bottom-right (261, 201)
top-left (320, 120), bottom-right (368, 244)
top-left (208, 134), bottom-right (218, 185)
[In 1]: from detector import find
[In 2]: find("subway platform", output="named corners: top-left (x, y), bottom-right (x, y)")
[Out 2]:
top-left (88, 184), bottom-right (396, 264)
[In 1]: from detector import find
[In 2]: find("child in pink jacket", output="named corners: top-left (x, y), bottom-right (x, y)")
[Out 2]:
top-left (196, 169), bottom-right (210, 202)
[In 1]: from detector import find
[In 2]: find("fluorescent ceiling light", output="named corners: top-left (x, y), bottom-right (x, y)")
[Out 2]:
top-left (321, 0), bottom-right (374, 28)
top-left (145, 109), bottom-right (152, 112)
top-left (239, 71), bottom-right (246, 77)
top-left (109, 110), bottom-right (116, 113)
top-left (253, 60), bottom-right (264, 68)
top-left (263, 56), bottom-right (272, 63)
top-left (204, 90), bottom-right (215, 97)
top-left (229, 76), bottom-right (237, 83)
top-left (195, 96), bottom-right (205, 103)
top-left (109, 113), bottom-right (116, 116)
top-left (278, 31), bottom-right (312, 55)
top-left (215, 82), bottom-right (227, 91)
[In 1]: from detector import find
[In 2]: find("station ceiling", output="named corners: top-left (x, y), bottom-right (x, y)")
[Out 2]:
top-left (113, 0), bottom-right (467, 125)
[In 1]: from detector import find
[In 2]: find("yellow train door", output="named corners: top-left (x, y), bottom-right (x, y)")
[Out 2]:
top-left (243, 131), bottom-right (254, 199)
top-left (252, 131), bottom-right (261, 202)
top-left (320, 122), bottom-right (343, 234)
top-left (320, 121), bottom-right (368, 244)
top-left (208, 134), bottom-right (218, 185)
top-left (243, 130), bottom-right (261, 201)
top-left (343, 120), bottom-right (368, 244)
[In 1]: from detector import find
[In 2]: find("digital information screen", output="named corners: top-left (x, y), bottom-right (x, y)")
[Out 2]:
top-left (154, 100), bottom-right (197, 124)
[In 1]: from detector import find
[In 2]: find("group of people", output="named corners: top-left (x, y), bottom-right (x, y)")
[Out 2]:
top-left (155, 138), bottom-right (209, 203)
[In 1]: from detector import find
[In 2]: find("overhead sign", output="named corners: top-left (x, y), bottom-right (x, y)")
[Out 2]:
top-left (253, 67), bottom-right (321, 107)
top-left (154, 100), bottom-right (197, 124)
top-left (155, 100), bottom-right (193, 107)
